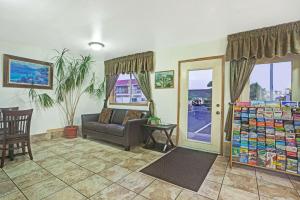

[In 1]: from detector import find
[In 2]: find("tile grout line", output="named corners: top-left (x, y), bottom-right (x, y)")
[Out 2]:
top-left (287, 174), bottom-right (300, 198)
top-left (38, 139), bottom-right (158, 199)
top-left (1, 166), bottom-right (30, 200)
top-left (26, 154), bottom-right (76, 199)
top-left (137, 178), bottom-right (158, 200)
top-left (173, 187), bottom-right (184, 200)
top-left (215, 159), bottom-right (228, 200)
top-left (20, 140), bottom-right (105, 199)
top-left (4, 138), bottom-right (177, 200)
top-left (33, 148), bottom-right (118, 199)
top-left (255, 169), bottom-right (262, 200)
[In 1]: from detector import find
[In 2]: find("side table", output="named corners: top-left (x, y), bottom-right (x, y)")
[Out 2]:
top-left (143, 124), bottom-right (177, 152)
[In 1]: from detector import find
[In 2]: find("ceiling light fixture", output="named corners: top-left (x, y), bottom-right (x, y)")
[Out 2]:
top-left (88, 42), bottom-right (105, 50)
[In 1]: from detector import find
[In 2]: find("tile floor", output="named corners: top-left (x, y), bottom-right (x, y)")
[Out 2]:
top-left (0, 137), bottom-right (300, 200)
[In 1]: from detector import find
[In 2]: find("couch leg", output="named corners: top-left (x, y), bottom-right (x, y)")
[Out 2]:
top-left (124, 146), bottom-right (130, 151)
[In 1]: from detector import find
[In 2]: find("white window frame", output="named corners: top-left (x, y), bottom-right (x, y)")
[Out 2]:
top-left (240, 56), bottom-right (300, 102)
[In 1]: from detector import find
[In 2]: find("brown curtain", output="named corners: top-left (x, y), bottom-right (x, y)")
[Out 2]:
top-left (226, 20), bottom-right (300, 61)
top-left (103, 74), bottom-right (119, 108)
top-left (224, 58), bottom-right (256, 141)
top-left (134, 72), bottom-right (154, 115)
top-left (224, 20), bottom-right (300, 141)
top-left (105, 51), bottom-right (154, 76)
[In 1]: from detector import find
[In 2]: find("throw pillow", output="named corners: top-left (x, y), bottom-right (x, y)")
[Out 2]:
top-left (98, 108), bottom-right (113, 124)
top-left (122, 110), bottom-right (142, 125)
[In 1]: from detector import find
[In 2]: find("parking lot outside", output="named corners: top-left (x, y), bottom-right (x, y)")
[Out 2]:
top-left (187, 104), bottom-right (211, 143)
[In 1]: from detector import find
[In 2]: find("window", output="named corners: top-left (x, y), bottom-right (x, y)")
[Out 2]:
top-left (249, 61), bottom-right (292, 101)
top-left (110, 74), bottom-right (147, 104)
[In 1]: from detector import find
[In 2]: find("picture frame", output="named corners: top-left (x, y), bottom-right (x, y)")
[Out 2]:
top-left (155, 70), bottom-right (174, 89)
top-left (3, 54), bottom-right (53, 89)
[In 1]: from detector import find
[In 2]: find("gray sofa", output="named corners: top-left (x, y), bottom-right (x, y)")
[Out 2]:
top-left (81, 109), bottom-right (149, 150)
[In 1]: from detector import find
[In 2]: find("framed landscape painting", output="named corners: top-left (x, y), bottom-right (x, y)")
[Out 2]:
top-left (3, 54), bottom-right (53, 89)
top-left (155, 70), bottom-right (174, 89)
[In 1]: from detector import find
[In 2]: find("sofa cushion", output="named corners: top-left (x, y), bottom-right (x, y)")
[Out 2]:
top-left (122, 110), bottom-right (142, 125)
top-left (106, 124), bottom-right (125, 137)
top-left (98, 108), bottom-right (113, 124)
top-left (111, 109), bottom-right (127, 124)
top-left (84, 122), bottom-right (108, 132)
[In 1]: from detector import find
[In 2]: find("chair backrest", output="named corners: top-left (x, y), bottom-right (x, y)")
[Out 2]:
top-left (0, 107), bottom-right (19, 120)
top-left (0, 107), bottom-right (19, 129)
top-left (2, 109), bottom-right (33, 139)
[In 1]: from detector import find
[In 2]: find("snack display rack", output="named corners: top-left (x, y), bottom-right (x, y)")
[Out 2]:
top-left (229, 101), bottom-right (300, 177)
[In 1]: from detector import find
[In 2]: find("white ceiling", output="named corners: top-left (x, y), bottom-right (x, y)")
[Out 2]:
top-left (0, 0), bottom-right (300, 59)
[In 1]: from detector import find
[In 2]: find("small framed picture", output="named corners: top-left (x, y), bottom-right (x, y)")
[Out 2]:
top-left (155, 70), bottom-right (174, 89)
top-left (3, 54), bottom-right (53, 89)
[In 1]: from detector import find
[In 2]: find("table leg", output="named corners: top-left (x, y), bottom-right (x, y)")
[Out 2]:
top-left (145, 129), bottom-right (156, 147)
top-left (163, 128), bottom-right (175, 152)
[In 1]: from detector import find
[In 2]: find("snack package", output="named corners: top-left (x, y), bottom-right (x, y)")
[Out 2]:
top-left (274, 119), bottom-right (284, 128)
top-left (236, 102), bottom-right (251, 107)
top-left (282, 107), bottom-right (293, 120)
top-left (264, 111), bottom-right (274, 120)
top-left (251, 101), bottom-right (265, 107)
top-left (257, 141), bottom-right (266, 150)
top-left (257, 150), bottom-right (266, 167)
top-left (273, 110), bottom-right (283, 120)
top-left (265, 101), bottom-right (280, 107)
top-left (265, 119), bottom-right (274, 128)
top-left (266, 128), bottom-right (275, 135)
top-left (286, 158), bottom-right (298, 174)
top-left (240, 153), bottom-right (248, 163)
top-left (266, 151), bottom-right (277, 169)
top-left (284, 120), bottom-right (295, 132)
top-left (281, 101), bottom-right (298, 108)
top-left (249, 119), bottom-right (257, 126)
top-left (276, 153), bottom-right (286, 171)
top-left (232, 147), bottom-right (240, 157)
top-left (248, 150), bottom-right (257, 166)
top-left (249, 107), bottom-right (257, 118)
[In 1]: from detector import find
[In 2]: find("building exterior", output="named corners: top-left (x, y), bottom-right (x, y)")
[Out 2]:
top-left (114, 79), bottom-right (146, 103)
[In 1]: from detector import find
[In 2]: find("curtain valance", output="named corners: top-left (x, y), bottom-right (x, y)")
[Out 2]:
top-left (105, 51), bottom-right (154, 75)
top-left (226, 20), bottom-right (300, 61)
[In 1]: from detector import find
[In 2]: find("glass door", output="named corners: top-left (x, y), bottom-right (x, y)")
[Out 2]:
top-left (187, 69), bottom-right (213, 143)
top-left (178, 56), bottom-right (224, 153)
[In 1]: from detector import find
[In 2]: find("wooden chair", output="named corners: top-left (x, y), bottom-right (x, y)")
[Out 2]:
top-left (0, 107), bottom-right (19, 130)
top-left (0, 109), bottom-right (33, 168)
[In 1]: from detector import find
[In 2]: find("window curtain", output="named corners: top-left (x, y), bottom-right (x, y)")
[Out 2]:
top-left (104, 51), bottom-right (154, 76)
top-left (224, 20), bottom-right (300, 141)
top-left (134, 72), bottom-right (154, 115)
top-left (103, 74), bottom-right (119, 108)
top-left (104, 51), bottom-right (154, 110)
top-left (224, 58), bottom-right (256, 141)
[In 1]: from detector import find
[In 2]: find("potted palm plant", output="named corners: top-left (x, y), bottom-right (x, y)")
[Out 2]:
top-left (29, 49), bottom-right (104, 138)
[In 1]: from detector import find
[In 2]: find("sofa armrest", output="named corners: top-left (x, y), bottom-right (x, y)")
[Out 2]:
top-left (124, 118), bottom-right (148, 147)
top-left (81, 113), bottom-right (100, 125)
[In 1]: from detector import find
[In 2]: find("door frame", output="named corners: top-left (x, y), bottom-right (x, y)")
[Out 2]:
top-left (176, 55), bottom-right (225, 155)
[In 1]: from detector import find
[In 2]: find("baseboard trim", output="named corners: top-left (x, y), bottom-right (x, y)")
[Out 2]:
top-left (31, 128), bottom-right (64, 143)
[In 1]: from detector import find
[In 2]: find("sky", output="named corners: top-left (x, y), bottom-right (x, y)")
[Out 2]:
top-left (250, 61), bottom-right (291, 92)
top-left (189, 69), bottom-right (212, 90)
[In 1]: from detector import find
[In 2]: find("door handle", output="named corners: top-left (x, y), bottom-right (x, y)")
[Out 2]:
top-left (216, 104), bottom-right (220, 107)
top-left (216, 111), bottom-right (221, 115)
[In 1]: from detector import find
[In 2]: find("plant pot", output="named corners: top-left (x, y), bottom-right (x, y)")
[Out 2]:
top-left (64, 126), bottom-right (78, 139)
